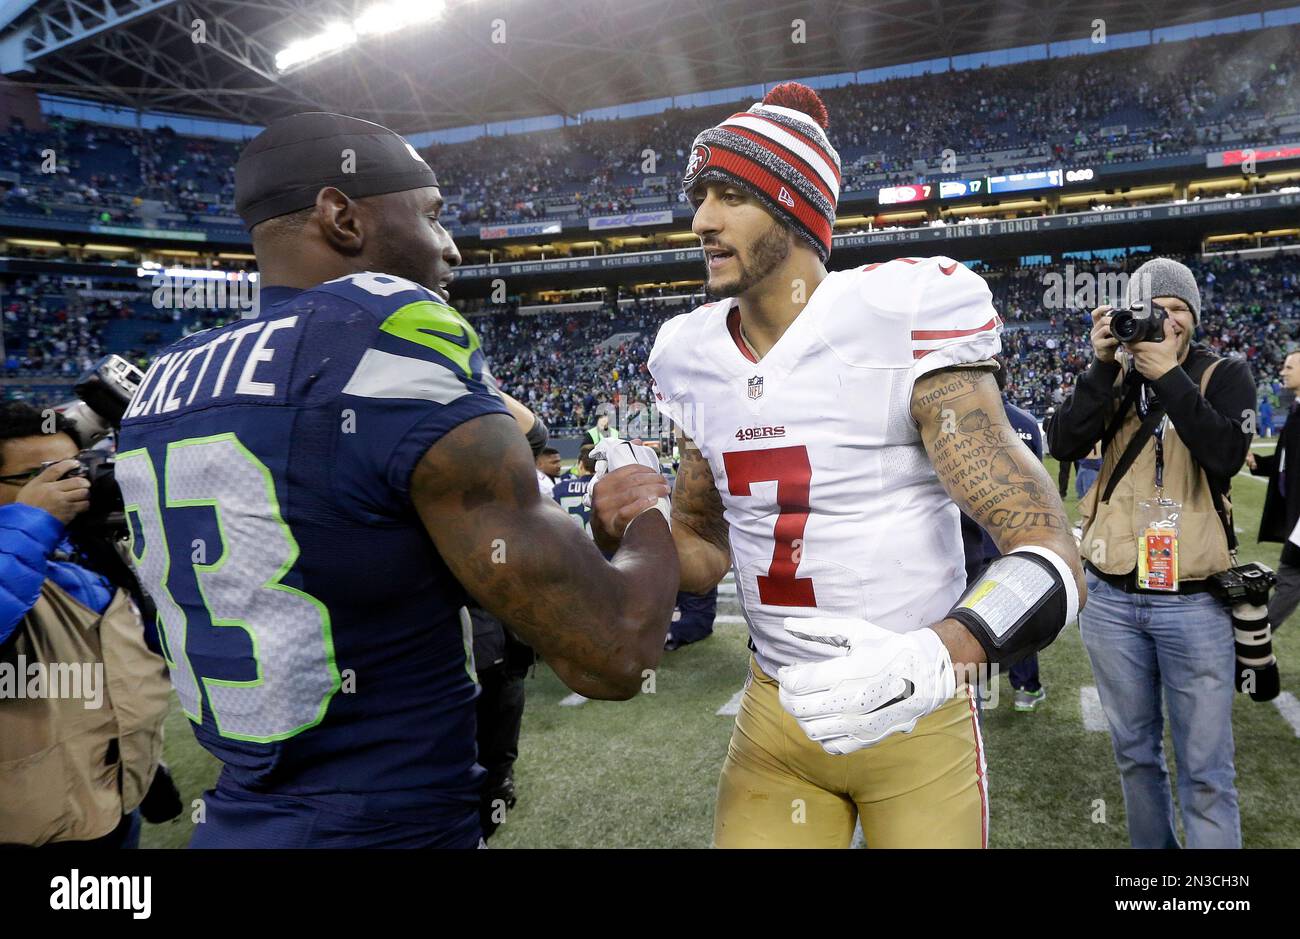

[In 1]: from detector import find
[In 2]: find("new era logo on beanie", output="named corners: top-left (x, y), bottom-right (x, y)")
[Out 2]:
top-left (681, 82), bottom-right (841, 262)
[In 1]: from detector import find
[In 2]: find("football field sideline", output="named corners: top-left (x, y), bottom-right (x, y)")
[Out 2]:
top-left (141, 455), bottom-right (1300, 848)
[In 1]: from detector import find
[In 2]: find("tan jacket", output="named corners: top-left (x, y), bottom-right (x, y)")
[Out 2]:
top-left (1079, 359), bottom-right (1233, 582)
top-left (0, 582), bottom-right (170, 846)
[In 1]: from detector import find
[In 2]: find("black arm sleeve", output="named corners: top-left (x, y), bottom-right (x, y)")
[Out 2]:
top-left (1252, 448), bottom-right (1278, 476)
top-left (1047, 357), bottom-right (1123, 462)
top-left (1152, 356), bottom-right (1254, 483)
top-left (524, 415), bottom-right (549, 457)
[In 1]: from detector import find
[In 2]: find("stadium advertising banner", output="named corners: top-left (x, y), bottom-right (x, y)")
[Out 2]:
top-left (1207, 144), bottom-right (1300, 168)
top-left (478, 220), bottom-right (563, 239)
top-left (455, 192), bottom-right (1296, 279)
top-left (457, 247), bottom-right (702, 279)
top-left (89, 223), bottom-right (209, 241)
top-left (838, 191), bottom-right (1295, 248)
top-left (588, 210), bottom-right (675, 231)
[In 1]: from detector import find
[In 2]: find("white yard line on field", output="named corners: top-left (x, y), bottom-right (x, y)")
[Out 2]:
top-left (559, 692), bottom-right (588, 707)
top-left (1273, 692), bottom-right (1300, 738)
top-left (1080, 686), bottom-right (1108, 732)
top-left (717, 688), bottom-right (745, 716)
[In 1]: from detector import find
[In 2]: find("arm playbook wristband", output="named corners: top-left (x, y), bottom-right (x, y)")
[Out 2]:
top-left (947, 545), bottom-right (1079, 667)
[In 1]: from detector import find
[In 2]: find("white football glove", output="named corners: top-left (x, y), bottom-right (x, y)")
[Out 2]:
top-left (583, 437), bottom-right (671, 527)
top-left (777, 617), bottom-right (957, 755)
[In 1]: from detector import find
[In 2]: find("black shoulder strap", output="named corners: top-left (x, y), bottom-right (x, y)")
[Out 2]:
top-left (1099, 403), bottom-right (1165, 504)
top-left (1099, 377), bottom-right (1141, 456)
top-left (1096, 350), bottom-right (1237, 550)
top-left (1185, 353), bottom-right (1237, 552)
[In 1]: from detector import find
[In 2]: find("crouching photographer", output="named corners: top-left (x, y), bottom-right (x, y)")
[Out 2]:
top-left (1048, 258), bottom-right (1260, 850)
top-left (0, 356), bottom-right (179, 848)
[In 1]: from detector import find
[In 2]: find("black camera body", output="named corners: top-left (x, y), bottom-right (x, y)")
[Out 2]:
top-left (1207, 562), bottom-right (1277, 608)
top-left (1110, 300), bottom-right (1168, 344)
top-left (1208, 563), bottom-right (1281, 702)
top-left (43, 449), bottom-right (124, 538)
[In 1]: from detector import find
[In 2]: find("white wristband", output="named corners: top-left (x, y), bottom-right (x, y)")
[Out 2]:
top-left (630, 496), bottom-right (672, 531)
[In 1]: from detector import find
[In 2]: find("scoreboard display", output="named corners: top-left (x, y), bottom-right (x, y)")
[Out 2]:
top-left (938, 178), bottom-right (986, 199)
top-left (877, 183), bottom-right (932, 205)
top-left (986, 169), bottom-right (1063, 194)
top-left (879, 169), bottom-right (1080, 205)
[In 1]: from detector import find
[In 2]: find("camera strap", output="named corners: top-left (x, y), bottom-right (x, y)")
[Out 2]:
top-left (1096, 352), bottom-right (1236, 551)
top-left (1100, 404), bottom-right (1165, 505)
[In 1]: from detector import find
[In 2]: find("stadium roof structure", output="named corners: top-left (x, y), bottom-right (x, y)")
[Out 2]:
top-left (0, 0), bottom-right (1296, 133)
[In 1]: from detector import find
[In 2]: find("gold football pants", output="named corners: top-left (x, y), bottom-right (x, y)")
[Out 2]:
top-left (713, 656), bottom-right (988, 848)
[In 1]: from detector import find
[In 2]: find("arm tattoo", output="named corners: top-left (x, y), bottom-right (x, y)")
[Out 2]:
top-left (913, 369), bottom-right (1071, 547)
top-left (671, 432), bottom-right (730, 552)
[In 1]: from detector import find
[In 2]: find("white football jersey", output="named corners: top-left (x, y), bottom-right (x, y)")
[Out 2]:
top-left (649, 256), bottom-right (1002, 675)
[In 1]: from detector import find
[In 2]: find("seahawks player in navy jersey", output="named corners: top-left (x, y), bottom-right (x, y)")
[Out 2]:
top-left (553, 444), bottom-right (597, 536)
top-left (117, 113), bottom-right (678, 848)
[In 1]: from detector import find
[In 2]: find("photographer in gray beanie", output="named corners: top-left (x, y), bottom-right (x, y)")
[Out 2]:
top-left (1048, 257), bottom-right (1256, 848)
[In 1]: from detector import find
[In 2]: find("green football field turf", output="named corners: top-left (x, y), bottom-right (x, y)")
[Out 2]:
top-left (140, 450), bottom-right (1300, 848)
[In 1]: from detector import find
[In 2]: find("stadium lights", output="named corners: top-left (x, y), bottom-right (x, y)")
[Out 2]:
top-left (275, 1), bottom-right (447, 72)
top-left (5, 238), bottom-right (63, 248)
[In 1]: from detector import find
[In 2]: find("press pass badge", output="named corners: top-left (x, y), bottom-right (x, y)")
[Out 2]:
top-left (1136, 498), bottom-right (1181, 592)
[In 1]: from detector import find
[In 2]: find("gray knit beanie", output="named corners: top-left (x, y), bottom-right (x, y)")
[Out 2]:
top-left (1126, 257), bottom-right (1201, 325)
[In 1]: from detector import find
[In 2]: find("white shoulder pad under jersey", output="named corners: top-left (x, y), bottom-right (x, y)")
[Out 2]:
top-left (648, 298), bottom-right (728, 432)
top-left (812, 255), bottom-right (1002, 396)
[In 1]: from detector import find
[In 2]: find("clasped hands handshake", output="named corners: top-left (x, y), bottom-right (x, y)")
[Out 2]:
top-left (586, 436), bottom-right (958, 755)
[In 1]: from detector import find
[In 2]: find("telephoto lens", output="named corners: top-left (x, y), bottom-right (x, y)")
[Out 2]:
top-left (1232, 605), bottom-right (1280, 702)
top-left (1209, 563), bottom-right (1281, 702)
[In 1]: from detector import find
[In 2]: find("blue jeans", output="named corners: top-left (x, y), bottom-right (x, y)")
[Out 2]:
top-left (1076, 467), bottom-right (1099, 502)
top-left (1079, 573), bottom-right (1240, 848)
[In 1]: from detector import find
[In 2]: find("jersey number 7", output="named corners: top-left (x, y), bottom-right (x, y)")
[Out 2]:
top-left (722, 445), bottom-right (817, 607)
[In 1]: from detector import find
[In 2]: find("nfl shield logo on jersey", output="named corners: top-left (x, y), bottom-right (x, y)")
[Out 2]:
top-left (747, 375), bottom-right (764, 399)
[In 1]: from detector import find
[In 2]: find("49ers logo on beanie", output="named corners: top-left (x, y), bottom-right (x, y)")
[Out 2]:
top-left (681, 82), bottom-right (841, 261)
top-left (683, 144), bottom-right (711, 184)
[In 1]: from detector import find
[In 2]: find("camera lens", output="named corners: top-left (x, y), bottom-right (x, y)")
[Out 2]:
top-left (1110, 310), bottom-right (1137, 343)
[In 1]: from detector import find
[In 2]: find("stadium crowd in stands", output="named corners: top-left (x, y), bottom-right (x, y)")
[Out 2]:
top-left (430, 27), bottom-right (1300, 223)
top-left (5, 251), bottom-right (1299, 426)
top-left (0, 29), bottom-right (1294, 230)
top-left (5, 252), bottom-right (1299, 425)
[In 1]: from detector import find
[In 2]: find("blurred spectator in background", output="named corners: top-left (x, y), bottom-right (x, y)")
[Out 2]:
top-left (1248, 349), bottom-right (1300, 630)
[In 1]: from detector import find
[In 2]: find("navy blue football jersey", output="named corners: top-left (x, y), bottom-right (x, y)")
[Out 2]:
top-left (552, 476), bottom-right (593, 536)
top-left (960, 396), bottom-right (1044, 582)
top-left (116, 271), bottom-right (509, 847)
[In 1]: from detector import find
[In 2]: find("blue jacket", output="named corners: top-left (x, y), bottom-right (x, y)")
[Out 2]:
top-left (0, 503), bottom-right (113, 645)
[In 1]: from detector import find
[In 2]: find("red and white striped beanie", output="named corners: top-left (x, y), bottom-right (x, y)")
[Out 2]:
top-left (681, 82), bottom-right (841, 261)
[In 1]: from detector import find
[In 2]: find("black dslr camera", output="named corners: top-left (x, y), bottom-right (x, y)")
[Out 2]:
top-left (41, 449), bottom-right (123, 538)
top-left (51, 354), bottom-right (145, 539)
top-left (1110, 299), bottom-right (1168, 344)
top-left (1207, 563), bottom-right (1280, 702)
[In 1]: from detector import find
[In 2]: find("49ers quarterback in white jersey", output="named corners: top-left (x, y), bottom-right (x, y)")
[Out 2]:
top-left (649, 255), bottom-right (1002, 677)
